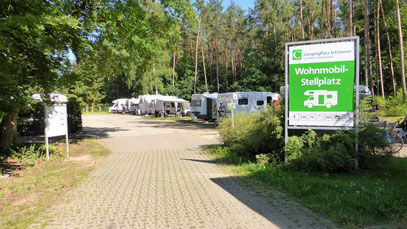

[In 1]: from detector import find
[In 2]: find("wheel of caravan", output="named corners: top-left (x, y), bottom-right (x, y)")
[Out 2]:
top-left (307, 103), bottom-right (313, 108)
top-left (326, 103), bottom-right (332, 108)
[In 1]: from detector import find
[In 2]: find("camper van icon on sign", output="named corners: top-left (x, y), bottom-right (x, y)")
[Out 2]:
top-left (304, 90), bottom-right (338, 108)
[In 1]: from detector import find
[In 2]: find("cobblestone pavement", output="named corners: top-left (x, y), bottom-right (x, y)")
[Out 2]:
top-left (32, 114), bottom-right (335, 228)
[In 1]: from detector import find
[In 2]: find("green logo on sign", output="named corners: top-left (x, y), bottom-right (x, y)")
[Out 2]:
top-left (292, 49), bottom-right (302, 60)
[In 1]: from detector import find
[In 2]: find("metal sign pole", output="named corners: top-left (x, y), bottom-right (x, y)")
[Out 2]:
top-left (45, 134), bottom-right (49, 161)
top-left (284, 42), bottom-right (289, 164)
top-left (355, 37), bottom-right (360, 169)
top-left (65, 104), bottom-right (69, 158)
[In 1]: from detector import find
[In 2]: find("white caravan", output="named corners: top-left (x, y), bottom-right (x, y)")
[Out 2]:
top-left (127, 98), bottom-right (140, 114)
top-left (303, 90), bottom-right (338, 108)
top-left (109, 98), bottom-right (129, 113)
top-left (191, 93), bottom-right (218, 120)
top-left (217, 92), bottom-right (280, 118)
top-left (154, 96), bottom-right (191, 117)
top-left (139, 95), bottom-right (160, 115)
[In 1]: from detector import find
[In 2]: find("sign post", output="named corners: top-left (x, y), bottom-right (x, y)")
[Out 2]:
top-left (285, 37), bottom-right (359, 162)
top-left (44, 104), bottom-right (69, 160)
top-left (228, 103), bottom-right (236, 130)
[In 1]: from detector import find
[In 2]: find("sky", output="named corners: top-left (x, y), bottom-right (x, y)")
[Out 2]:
top-left (192, 0), bottom-right (255, 12)
top-left (220, 0), bottom-right (255, 12)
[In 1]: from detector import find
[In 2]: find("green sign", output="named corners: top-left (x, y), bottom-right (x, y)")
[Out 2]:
top-left (288, 41), bottom-right (356, 127)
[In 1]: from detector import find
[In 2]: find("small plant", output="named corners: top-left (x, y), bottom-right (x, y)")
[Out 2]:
top-left (8, 142), bottom-right (62, 166)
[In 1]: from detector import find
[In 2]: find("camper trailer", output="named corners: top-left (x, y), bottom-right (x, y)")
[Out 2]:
top-left (154, 96), bottom-right (191, 117)
top-left (217, 92), bottom-right (280, 118)
top-left (139, 95), bottom-right (160, 115)
top-left (127, 98), bottom-right (140, 114)
top-left (191, 93), bottom-right (218, 120)
top-left (109, 98), bottom-right (129, 113)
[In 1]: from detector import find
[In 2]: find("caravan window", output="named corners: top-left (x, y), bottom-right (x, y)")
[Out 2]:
top-left (191, 100), bottom-right (201, 107)
top-left (256, 100), bottom-right (264, 106)
top-left (238, 98), bottom-right (248, 105)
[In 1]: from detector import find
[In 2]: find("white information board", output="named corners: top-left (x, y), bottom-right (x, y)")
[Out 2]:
top-left (45, 105), bottom-right (68, 137)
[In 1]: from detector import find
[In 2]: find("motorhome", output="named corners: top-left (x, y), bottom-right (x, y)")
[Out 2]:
top-left (216, 92), bottom-right (281, 118)
top-left (139, 95), bottom-right (160, 115)
top-left (109, 98), bottom-right (129, 113)
top-left (154, 96), bottom-right (191, 117)
top-left (191, 93), bottom-right (218, 120)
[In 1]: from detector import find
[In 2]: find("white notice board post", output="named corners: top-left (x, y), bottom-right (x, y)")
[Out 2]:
top-left (44, 104), bottom-right (69, 160)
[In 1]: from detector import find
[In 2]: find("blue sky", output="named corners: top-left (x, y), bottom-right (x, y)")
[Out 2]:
top-left (192, 0), bottom-right (255, 12)
top-left (220, 0), bottom-right (255, 11)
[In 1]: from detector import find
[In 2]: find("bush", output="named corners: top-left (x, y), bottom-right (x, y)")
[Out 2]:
top-left (218, 106), bottom-right (284, 160)
top-left (67, 97), bottom-right (82, 134)
top-left (374, 89), bottom-right (407, 117)
top-left (286, 124), bottom-right (395, 173)
top-left (6, 142), bottom-right (62, 166)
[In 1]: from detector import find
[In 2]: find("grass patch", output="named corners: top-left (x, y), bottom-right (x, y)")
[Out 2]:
top-left (207, 146), bottom-right (407, 228)
top-left (0, 140), bottom-right (110, 228)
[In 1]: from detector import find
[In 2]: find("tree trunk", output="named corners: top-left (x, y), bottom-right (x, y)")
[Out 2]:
top-left (380, 0), bottom-right (396, 96)
top-left (332, 0), bottom-right (336, 37)
top-left (201, 45), bottom-right (208, 92)
top-left (321, 0), bottom-right (325, 38)
top-left (172, 51), bottom-right (176, 93)
top-left (326, 0), bottom-right (332, 38)
top-left (0, 108), bottom-right (19, 150)
top-left (396, 0), bottom-right (406, 101)
top-left (225, 46), bottom-right (229, 87)
top-left (349, 0), bottom-right (353, 36)
top-left (194, 16), bottom-right (201, 94)
top-left (300, 0), bottom-right (305, 40)
top-left (216, 30), bottom-right (220, 92)
top-left (364, 0), bottom-right (373, 94)
top-left (376, 0), bottom-right (384, 98)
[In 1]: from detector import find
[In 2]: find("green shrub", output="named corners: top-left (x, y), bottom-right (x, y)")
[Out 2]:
top-left (286, 130), bottom-right (357, 173)
top-left (67, 96), bottom-right (82, 134)
top-left (7, 142), bottom-right (62, 166)
top-left (286, 125), bottom-right (395, 173)
top-left (374, 90), bottom-right (407, 117)
top-left (218, 106), bottom-right (284, 160)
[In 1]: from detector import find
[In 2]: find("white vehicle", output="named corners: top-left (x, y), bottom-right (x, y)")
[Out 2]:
top-left (304, 90), bottom-right (338, 108)
top-left (139, 95), bottom-right (160, 115)
top-left (191, 93), bottom-right (218, 120)
top-left (154, 96), bottom-right (191, 117)
top-left (128, 98), bottom-right (140, 114)
top-left (109, 98), bottom-right (129, 113)
top-left (217, 91), bottom-right (280, 118)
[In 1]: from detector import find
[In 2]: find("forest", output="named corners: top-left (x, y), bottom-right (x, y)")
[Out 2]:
top-left (0, 0), bottom-right (407, 149)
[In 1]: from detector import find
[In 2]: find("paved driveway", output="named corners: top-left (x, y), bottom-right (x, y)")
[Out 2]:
top-left (35, 114), bottom-right (335, 228)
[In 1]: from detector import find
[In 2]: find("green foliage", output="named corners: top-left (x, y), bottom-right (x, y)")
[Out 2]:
top-left (286, 124), bottom-right (395, 173)
top-left (286, 130), bottom-right (357, 173)
top-left (7, 142), bottom-right (62, 166)
top-left (67, 96), bottom-right (82, 134)
top-left (375, 90), bottom-right (407, 117)
top-left (207, 145), bottom-right (407, 227)
top-left (218, 106), bottom-right (284, 159)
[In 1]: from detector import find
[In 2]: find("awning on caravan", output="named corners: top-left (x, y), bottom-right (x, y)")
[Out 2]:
top-left (204, 95), bottom-right (218, 101)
